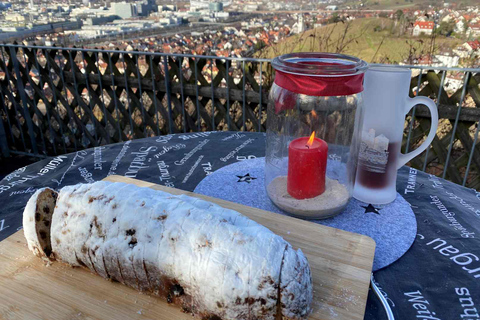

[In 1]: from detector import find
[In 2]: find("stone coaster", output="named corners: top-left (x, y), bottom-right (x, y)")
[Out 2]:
top-left (194, 157), bottom-right (417, 271)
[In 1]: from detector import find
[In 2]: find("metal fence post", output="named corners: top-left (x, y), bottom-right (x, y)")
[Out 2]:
top-left (164, 55), bottom-right (173, 134)
top-left (0, 113), bottom-right (10, 157)
top-left (8, 46), bottom-right (38, 155)
top-left (443, 72), bottom-right (470, 179)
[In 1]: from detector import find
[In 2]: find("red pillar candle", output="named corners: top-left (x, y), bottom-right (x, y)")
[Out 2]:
top-left (287, 132), bottom-right (328, 199)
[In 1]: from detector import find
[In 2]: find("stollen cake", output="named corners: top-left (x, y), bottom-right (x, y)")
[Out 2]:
top-left (23, 181), bottom-right (313, 320)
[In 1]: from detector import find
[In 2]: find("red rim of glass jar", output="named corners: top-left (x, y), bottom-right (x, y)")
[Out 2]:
top-left (271, 52), bottom-right (368, 97)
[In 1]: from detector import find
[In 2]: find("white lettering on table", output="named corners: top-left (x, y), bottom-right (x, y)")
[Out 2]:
top-left (444, 191), bottom-right (480, 218)
top-left (9, 186), bottom-right (37, 197)
top-left (0, 174), bottom-right (40, 195)
top-left (202, 162), bottom-right (213, 176)
top-left (237, 155), bottom-right (256, 161)
top-left (455, 287), bottom-right (480, 319)
top-left (182, 155), bottom-right (204, 183)
top-left (37, 155), bottom-right (68, 176)
top-left (404, 290), bottom-right (440, 320)
top-left (78, 167), bottom-right (95, 183)
top-left (0, 155), bottom-right (69, 194)
top-left (220, 138), bottom-right (255, 162)
top-left (174, 139), bottom-right (209, 166)
top-left (4, 166), bottom-right (26, 181)
top-left (157, 161), bottom-right (174, 188)
top-left (93, 146), bottom-right (106, 170)
top-left (425, 237), bottom-right (480, 280)
top-left (153, 144), bottom-right (187, 159)
top-left (429, 195), bottom-right (475, 238)
top-left (52, 150), bottom-right (88, 186)
top-left (405, 168), bottom-right (418, 194)
top-left (0, 219), bottom-right (9, 232)
top-left (124, 146), bottom-right (157, 178)
top-left (473, 189), bottom-right (480, 201)
top-left (429, 174), bottom-right (444, 189)
top-left (108, 140), bottom-right (131, 176)
top-left (177, 132), bottom-right (212, 140)
top-left (155, 135), bottom-right (173, 143)
top-left (221, 133), bottom-right (245, 141)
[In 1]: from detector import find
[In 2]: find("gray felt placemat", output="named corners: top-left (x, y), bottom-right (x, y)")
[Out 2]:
top-left (194, 157), bottom-right (417, 271)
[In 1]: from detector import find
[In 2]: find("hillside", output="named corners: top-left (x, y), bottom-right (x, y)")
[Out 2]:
top-left (341, 0), bottom-right (480, 10)
top-left (256, 18), bottom-right (462, 64)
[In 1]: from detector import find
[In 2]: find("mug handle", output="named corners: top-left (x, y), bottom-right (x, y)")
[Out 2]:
top-left (397, 96), bottom-right (439, 169)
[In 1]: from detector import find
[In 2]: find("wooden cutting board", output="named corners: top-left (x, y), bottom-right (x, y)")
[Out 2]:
top-left (0, 175), bottom-right (375, 320)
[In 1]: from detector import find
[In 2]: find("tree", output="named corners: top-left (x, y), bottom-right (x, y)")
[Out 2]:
top-left (328, 13), bottom-right (341, 24)
top-left (436, 21), bottom-right (455, 36)
top-left (395, 9), bottom-right (404, 20)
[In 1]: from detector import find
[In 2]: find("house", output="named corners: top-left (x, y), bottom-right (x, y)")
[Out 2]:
top-left (412, 21), bottom-right (434, 36)
top-left (435, 53), bottom-right (459, 68)
top-left (445, 73), bottom-right (464, 92)
top-left (464, 39), bottom-right (480, 52)
top-left (455, 19), bottom-right (465, 33)
top-left (453, 40), bottom-right (480, 58)
top-left (467, 23), bottom-right (480, 37)
top-left (442, 14), bottom-right (454, 22)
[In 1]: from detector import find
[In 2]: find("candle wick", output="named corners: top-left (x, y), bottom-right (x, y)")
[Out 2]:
top-left (305, 145), bottom-right (309, 149)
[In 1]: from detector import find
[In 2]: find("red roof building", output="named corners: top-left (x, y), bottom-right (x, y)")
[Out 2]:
top-left (414, 21), bottom-right (435, 30)
top-left (413, 21), bottom-right (434, 36)
top-left (467, 24), bottom-right (480, 37)
top-left (467, 40), bottom-right (480, 50)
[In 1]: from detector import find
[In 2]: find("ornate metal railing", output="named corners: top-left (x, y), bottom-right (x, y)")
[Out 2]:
top-left (0, 44), bottom-right (479, 189)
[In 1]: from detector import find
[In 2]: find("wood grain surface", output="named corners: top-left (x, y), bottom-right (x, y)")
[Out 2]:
top-left (0, 176), bottom-right (375, 320)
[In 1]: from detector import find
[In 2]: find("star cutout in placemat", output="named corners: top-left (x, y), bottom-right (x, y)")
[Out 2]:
top-left (362, 204), bottom-right (380, 214)
top-left (237, 173), bottom-right (257, 183)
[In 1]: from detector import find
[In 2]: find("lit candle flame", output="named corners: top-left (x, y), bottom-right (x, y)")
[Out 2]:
top-left (311, 110), bottom-right (317, 118)
top-left (306, 131), bottom-right (315, 148)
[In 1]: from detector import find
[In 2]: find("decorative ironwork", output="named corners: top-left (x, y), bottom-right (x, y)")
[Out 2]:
top-left (0, 44), bottom-right (479, 189)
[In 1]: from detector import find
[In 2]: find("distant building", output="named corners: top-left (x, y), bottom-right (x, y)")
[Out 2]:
top-left (111, 2), bottom-right (134, 19)
top-left (0, 2), bottom-right (11, 10)
top-left (214, 11), bottom-right (229, 18)
top-left (455, 20), bottom-right (465, 33)
top-left (442, 14), bottom-right (454, 23)
top-left (190, 0), bottom-right (231, 11)
top-left (326, 5), bottom-right (337, 10)
top-left (444, 74), bottom-right (464, 92)
top-left (84, 16), bottom-right (117, 25)
top-left (298, 15), bottom-right (305, 33)
top-left (464, 39), bottom-right (480, 52)
top-left (244, 4), bottom-right (258, 11)
top-left (162, 5), bottom-right (177, 11)
top-left (5, 13), bottom-right (26, 27)
top-left (453, 40), bottom-right (480, 58)
top-left (412, 21), bottom-right (434, 36)
top-left (291, 14), bottom-right (305, 34)
top-left (467, 24), bottom-right (480, 38)
top-left (435, 53), bottom-right (459, 68)
top-left (209, 2), bottom-right (223, 12)
top-left (134, 0), bottom-right (157, 17)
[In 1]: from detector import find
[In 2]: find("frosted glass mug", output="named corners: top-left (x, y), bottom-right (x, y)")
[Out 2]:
top-left (353, 66), bottom-right (439, 204)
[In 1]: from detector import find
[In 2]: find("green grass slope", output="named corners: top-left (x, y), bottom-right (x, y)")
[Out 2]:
top-left (257, 18), bottom-right (462, 63)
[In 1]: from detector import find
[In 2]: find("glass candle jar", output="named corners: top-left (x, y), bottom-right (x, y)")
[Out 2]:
top-left (265, 53), bottom-right (368, 219)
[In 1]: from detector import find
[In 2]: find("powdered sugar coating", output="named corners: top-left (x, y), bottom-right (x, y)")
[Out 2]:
top-left (280, 246), bottom-right (313, 320)
top-left (47, 181), bottom-right (313, 319)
